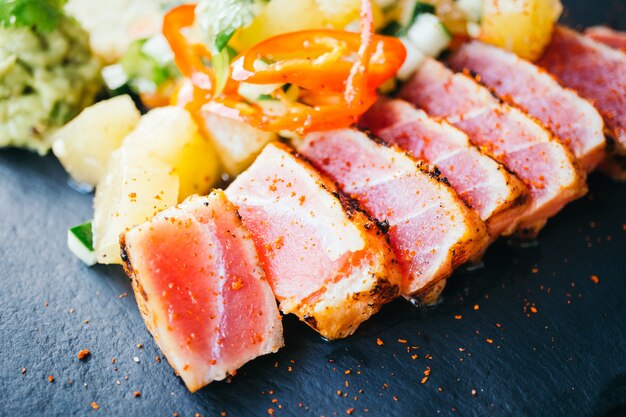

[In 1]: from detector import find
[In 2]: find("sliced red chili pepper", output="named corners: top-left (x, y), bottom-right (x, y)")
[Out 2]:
top-left (162, 4), bottom-right (214, 98)
top-left (230, 30), bottom-right (406, 92)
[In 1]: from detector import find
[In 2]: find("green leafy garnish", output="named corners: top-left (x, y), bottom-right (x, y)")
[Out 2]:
top-left (215, 30), bottom-right (236, 53)
top-left (195, 0), bottom-right (262, 53)
top-left (0, 0), bottom-right (68, 33)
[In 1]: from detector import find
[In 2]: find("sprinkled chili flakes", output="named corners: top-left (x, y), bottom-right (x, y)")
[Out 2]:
top-left (590, 275), bottom-right (600, 284)
top-left (376, 338), bottom-right (384, 346)
top-left (77, 349), bottom-right (91, 360)
top-left (486, 339), bottom-right (494, 344)
top-left (454, 315), bottom-right (462, 320)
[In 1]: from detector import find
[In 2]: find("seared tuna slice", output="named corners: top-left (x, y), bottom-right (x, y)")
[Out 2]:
top-left (295, 128), bottom-right (489, 299)
top-left (361, 98), bottom-right (529, 237)
top-left (400, 58), bottom-right (586, 237)
top-left (226, 142), bottom-right (402, 340)
top-left (585, 26), bottom-right (626, 53)
top-left (121, 190), bottom-right (283, 392)
top-left (537, 26), bottom-right (626, 156)
top-left (448, 40), bottom-right (606, 172)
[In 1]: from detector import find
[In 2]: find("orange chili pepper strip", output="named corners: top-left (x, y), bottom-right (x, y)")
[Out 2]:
top-left (162, 4), bottom-right (214, 96)
top-left (231, 30), bottom-right (406, 92)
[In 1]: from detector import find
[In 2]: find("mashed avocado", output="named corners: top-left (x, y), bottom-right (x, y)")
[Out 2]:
top-left (0, 16), bottom-right (102, 154)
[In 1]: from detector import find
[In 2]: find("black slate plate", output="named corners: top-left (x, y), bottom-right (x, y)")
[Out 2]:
top-left (1, 2), bottom-right (625, 416)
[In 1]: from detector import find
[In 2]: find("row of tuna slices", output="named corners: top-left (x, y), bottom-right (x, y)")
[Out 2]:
top-left (536, 25), bottom-right (626, 184)
top-left (295, 129), bottom-right (489, 302)
top-left (583, 26), bottom-right (626, 180)
top-left (399, 57), bottom-right (587, 238)
top-left (360, 98), bottom-right (530, 239)
top-left (447, 40), bottom-right (607, 173)
top-left (121, 191), bottom-right (284, 392)
top-left (226, 142), bottom-right (402, 340)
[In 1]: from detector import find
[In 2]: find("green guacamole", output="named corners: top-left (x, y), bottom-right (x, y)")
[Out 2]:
top-left (0, 16), bottom-right (102, 154)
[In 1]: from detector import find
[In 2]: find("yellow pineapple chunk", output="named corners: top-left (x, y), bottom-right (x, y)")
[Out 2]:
top-left (52, 95), bottom-right (140, 187)
top-left (202, 111), bottom-right (277, 177)
top-left (93, 148), bottom-right (179, 264)
top-left (480, 0), bottom-right (563, 61)
top-left (122, 106), bottom-right (220, 200)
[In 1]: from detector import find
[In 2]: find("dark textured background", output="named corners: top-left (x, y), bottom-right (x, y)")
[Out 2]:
top-left (1, 2), bottom-right (625, 416)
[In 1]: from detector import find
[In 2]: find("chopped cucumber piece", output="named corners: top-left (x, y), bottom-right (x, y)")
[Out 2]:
top-left (102, 64), bottom-right (129, 90)
top-left (407, 13), bottom-right (452, 58)
top-left (411, 2), bottom-right (436, 19)
top-left (141, 35), bottom-right (174, 65)
top-left (68, 222), bottom-right (97, 266)
top-left (396, 37), bottom-right (425, 81)
top-left (457, 0), bottom-right (483, 23)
